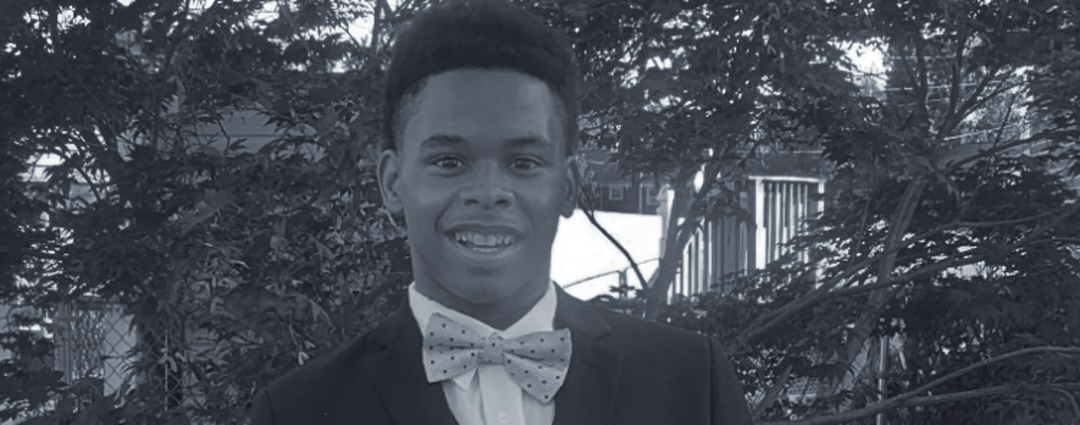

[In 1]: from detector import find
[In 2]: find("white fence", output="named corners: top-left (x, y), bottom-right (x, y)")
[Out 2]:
top-left (671, 176), bottom-right (825, 298)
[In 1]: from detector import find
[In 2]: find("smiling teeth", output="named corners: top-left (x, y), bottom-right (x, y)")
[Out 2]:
top-left (454, 232), bottom-right (514, 247)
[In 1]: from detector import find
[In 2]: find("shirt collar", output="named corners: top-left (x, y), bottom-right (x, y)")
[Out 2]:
top-left (409, 281), bottom-right (558, 389)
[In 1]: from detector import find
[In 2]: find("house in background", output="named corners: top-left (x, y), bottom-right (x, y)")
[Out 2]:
top-left (579, 150), bottom-right (663, 215)
top-left (575, 149), bottom-right (829, 299)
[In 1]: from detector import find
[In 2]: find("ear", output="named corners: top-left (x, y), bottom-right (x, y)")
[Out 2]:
top-left (561, 156), bottom-right (579, 218)
top-left (377, 149), bottom-right (404, 215)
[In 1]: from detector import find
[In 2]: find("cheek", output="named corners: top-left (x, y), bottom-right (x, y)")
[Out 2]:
top-left (524, 185), bottom-right (567, 227)
top-left (399, 167), bottom-right (441, 201)
top-left (398, 177), bottom-right (443, 225)
top-left (402, 191), bottom-right (442, 224)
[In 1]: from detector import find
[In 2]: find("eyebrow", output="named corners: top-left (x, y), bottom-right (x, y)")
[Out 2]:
top-left (417, 134), bottom-right (556, 152)
top-left (506, 136), bottom-right (555, 151)
top-left (418, 134), bottom-right (466, 151)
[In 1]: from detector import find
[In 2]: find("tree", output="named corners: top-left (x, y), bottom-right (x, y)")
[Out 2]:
top-left (1, 0), bottom-right (423, 422)
top-left (3, 0), bottom-right (1078, 423)
top-left (532, 0), bottom-right (869, 320)
top-left (582, 0), bottom-right (1080, 423)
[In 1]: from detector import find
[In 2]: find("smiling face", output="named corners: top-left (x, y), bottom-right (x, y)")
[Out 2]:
top-left (378, 69), bottom-right (577, 328)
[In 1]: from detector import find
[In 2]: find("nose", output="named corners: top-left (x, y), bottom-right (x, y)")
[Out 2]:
top-left (460, 164), bottom-right (513, 209)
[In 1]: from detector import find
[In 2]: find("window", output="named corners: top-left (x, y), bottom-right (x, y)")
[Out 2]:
top-left (608, 186), bottom-right (624, 201)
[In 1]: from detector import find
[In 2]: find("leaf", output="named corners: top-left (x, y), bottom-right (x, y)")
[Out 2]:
top-left (314, 238), bottom-right (333, 260)
top-left (315, 108), bottom-right (338, 138)
top-left (309, 299), bottom-right (330, 323)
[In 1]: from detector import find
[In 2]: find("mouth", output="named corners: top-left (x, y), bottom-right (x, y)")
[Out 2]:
top-left (450, 231), bottom-right (517, 253)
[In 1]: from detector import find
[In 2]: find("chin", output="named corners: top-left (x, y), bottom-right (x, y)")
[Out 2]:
top-left (452, 279), bottom-right (520, 306)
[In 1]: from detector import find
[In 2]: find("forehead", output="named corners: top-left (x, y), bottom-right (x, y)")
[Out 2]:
top-left (400, 69), bottom-right (565, 155)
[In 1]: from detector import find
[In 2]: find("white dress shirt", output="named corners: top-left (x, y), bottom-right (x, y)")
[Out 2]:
top-left (409, 281), bottom-right (558, 425)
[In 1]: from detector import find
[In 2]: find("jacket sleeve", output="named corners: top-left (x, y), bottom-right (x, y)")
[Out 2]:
top-left (709, 338), bottom-right (754, 425)
top-left (245, 389), bottom-right (277, 425)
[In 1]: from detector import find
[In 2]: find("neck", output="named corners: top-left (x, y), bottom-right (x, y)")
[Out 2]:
top-left (414, 277), bottom-right (549, 331)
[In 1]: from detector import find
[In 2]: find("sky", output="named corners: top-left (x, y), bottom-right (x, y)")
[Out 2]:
top-left (843, 41), bottom-right (888, 92)
top-left (552, 210), bottom-right (664, 301)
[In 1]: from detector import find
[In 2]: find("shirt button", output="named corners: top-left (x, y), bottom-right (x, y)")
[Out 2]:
top-left (497, 413), bottom-right (509, 424)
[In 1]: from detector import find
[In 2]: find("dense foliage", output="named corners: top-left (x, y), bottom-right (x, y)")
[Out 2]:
top-left (588, 0), bottom-right (1080, 423)
top-left (2, 0), bottom-right (1078, 423)
top-left (1, 0), bottom-right (409, 422)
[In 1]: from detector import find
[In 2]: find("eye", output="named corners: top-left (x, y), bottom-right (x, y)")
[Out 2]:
top-left (432, 156), bottom-right (464, 169)
top-left (511, 157), bottom-right (541, 171)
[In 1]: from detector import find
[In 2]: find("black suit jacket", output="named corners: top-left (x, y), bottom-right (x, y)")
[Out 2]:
top-left (248, 287), bottom-right (753, 425)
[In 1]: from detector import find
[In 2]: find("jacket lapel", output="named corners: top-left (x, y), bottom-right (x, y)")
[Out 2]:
top-left (552, 287), bottom-right (623, 425)
top-left (364, 303), bottom-right (458, 425)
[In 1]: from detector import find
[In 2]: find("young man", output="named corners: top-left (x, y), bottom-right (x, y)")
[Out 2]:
top-left (248, 2), bottom-right (752, 424)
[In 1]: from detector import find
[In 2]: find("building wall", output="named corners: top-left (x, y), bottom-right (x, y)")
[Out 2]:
top-left (595, 182), bottom-right (661, 215)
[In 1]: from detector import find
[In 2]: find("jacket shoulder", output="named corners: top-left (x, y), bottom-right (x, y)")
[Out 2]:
top-left (249, 334), bottom-right (388, 425)
top-left (269, 334), bottom-right (371, 394)
top-left (566, 298), bottom-right (753, 425)
top-left (580, 299), bottom-right (712, 348)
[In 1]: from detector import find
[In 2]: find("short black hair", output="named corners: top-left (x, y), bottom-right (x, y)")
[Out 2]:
top-left (382, 0), bottom-right (579, 155)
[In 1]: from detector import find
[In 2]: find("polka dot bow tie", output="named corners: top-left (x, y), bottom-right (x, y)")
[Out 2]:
top-left (422, 312), bottom-right (572, 402)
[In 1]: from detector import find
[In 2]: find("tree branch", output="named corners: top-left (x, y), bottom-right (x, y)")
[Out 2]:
top-left (729, 250), bottom-right (986, 356)
top-left (577, 180), bottom-right (649, 289)
top-left (942, 31), bottom-right (966, 133)
top-left (1051, 386), bottom-right (1080, 419)
top-left (943, 65), bottom-right (1005, 136)
top-left (370, 0), bottom-right (386, 51)
top-left (900, 347), bottom-right (1080, 407)
top-left (734, 214), bottom-right (1018, 350)
top-left (1012, 201), bottom-right (1080, 248)
top-left (953, 206), bottom-right (1069, 228)
top-left (944, 134), bottom-right (1038, 171)
top-left (735, 208), bottom-right (961, 348)
top-left (757, 347), bottom-right (1080, 425)
top-left (643, 158), bottom-right (727, 320)
top-left (753, 362), bottom-right (794, 419)
top-left (829, 177), bottom-right (927, 395)
top-left (961, 80), bottom-right (1024, 124)
top-left (758, 384), bottom-right (1080, 425)
top-left (756, 206), bottom-right (1076, 344)
top-left (821, 251), bottom-right (985, 302)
